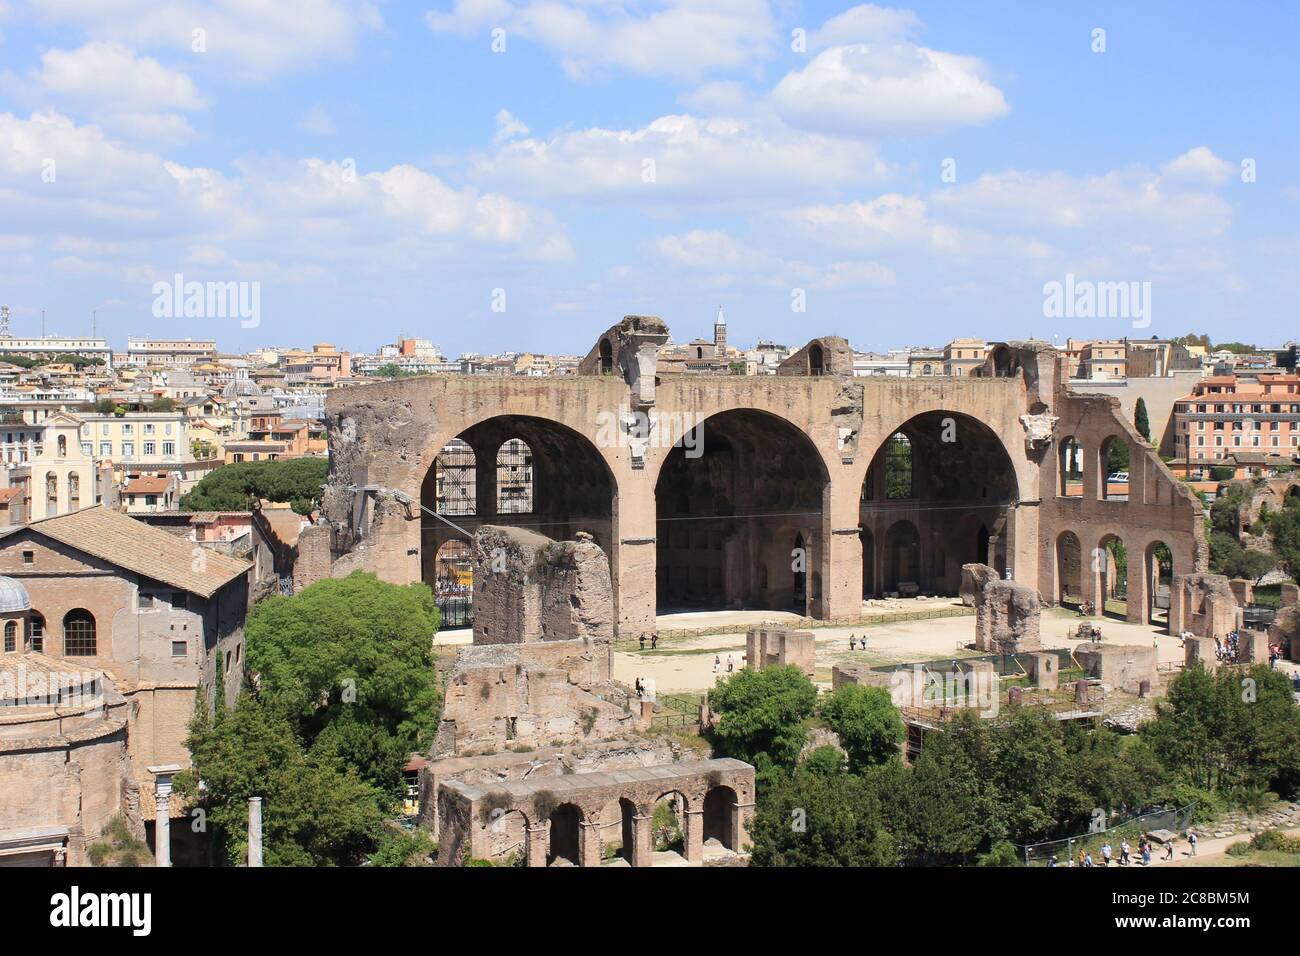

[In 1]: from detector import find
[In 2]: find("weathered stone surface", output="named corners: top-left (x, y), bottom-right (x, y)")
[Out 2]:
top-left (974, 578), bottom-right (1041, 652)
top-left (960, 563), bottom-right (999, 607)
top-left (1169, 572), bottom-right (1242, 639)
top-left (1075, 644), bottom-right (1156, 694)
top-left (745, 628), bottom-right (814, 676)
top-left (473, 525), bottom-right (613, 645)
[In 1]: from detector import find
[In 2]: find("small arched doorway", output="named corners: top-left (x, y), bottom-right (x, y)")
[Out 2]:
top-left (702, 786), bottom-right (738, 850)
top-left (548, 803), bottom-right (582, 866)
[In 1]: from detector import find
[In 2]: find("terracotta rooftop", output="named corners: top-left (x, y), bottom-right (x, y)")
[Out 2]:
top-left (6, 505), bottom-right (249, 598)
top-left (124, 476), bottom-right (171, 495)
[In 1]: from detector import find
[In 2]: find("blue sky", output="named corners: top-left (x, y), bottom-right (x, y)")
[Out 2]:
top-left (0, 0), bottom-right (1296, 356)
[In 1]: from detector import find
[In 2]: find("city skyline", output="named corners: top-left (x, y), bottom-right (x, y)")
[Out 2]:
top-left (0, 1), bottom-right (1296, 356)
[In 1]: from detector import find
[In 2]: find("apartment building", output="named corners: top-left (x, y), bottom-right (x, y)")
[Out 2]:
top-left (0, 412), bottom-right (112, 520)
top-left (943, 339), bottom-right (987, 377)
top-left (77, 411), bottom-right (192, 469)
top-left (1170, 373), bottom-right (1300, 478)
top-left (125, 338), bottom-right (217, 367)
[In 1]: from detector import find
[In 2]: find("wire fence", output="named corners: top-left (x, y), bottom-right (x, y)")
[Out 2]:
top-left (1018, 802), bottom-right (1197, 866)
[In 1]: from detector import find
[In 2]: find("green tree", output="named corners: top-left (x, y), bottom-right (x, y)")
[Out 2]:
top-left (180, 457), bottom-right (328, 515)
top-left (176, 693), bottom-right (386, 866)
top-left (1270, 503), bottom-right (1300, 584)
top-left (707, 665), bottom-right (818, 783)
top-left (1134, 398), bottom-right (1151, 443)
top-left (819, 683), bottom-right (905, 772)
top-left (245, 572), bottom-right (442, 798)
top-left (798, 744), bottom-right (846, 776)
top-left (749, 769), bottom-right (898, 867)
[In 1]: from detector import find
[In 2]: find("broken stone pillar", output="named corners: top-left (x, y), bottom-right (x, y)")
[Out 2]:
top-left (974, 579), bottom-right (1041, 652)
top-left (684, 809), bottom-right (704, 864)
top-left (526, 824), bottom-right (549, 868)
top-left (1281, 583), bottom-right (1300, 607)
top-left (248, 796), bottom-right (263, 867)
top-left (746, 628), bottom-right (815, 676)
top-left (959, 563), bottom-right (999, 607)
top-left (1185, 636), bottom-right (1218, 670)
top-left (631, 813), bottom-right (653, 868)
top-left (472, 525), bottom-right (613, 644)
top-left (1025, 652), bottom-right (1058, 690)
top-left (1074, 678), bottom-right (1089, 706)
top-left (1075, 645), bottom-right (1157, 694)
top-left (1237, 631), bottom-right (1270, 664)
top-left (1169, 573), bottom-right (1242, 638)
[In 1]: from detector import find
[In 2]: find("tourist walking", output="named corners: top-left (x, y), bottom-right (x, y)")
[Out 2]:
top-left (1101, 841), bottom-right (1112, 866)
top-left (1119, 839), bottom-right (1130, 866)
top-left (1188, 831), bottom-right (1197, 856)
top-left (849, 636), bottom-right (856, 651)
top-left (726, 654), bottom-right (734, 673)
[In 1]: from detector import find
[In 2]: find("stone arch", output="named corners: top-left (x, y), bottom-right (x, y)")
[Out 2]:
top-left (1056, 531), bottom-right (1082, 606)
top-left (653, 408), bottom-right (828, 615)
top-left (702, 785), bottom-right (738, 850)
top-left (420, 415), bottom-right (616, 606)
top-left (808, 343), bottom-right (825, 376)
top-left (1059, 435), bottom-right (1083, 497)
top-left (1097, 533), bottom-right (1128, 620)
top-left (485, 808), bottom-right (529, 863)
top-left (1144, 540), bottom-right (1174, 628)
top-left (1098, 435), bottom-right (1130, 500)
top-left (547, 802), bottom-right (583, 866)
top-left (598, 337), bottom-right (613, 374)
top-left (861, 411), bottom-right (1019, 596)
top-left (650, 790), bottom-right (688, 855)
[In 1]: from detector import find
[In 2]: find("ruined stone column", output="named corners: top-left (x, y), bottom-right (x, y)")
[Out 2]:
top-left (732, 800), bottom-right (754, 854)
top-left (525, 824), bottom-right (549, 868)
top-left (147, 764), bottom-right (182, 867)
top-left (578, 819), bottom-right (602, 868)
top-left (631, 813), bottom-right (653, 867)
top-left (683, 809), bottom-right (704, 864)
top-left (1125, 553), bottom-right (1146, 625)
top-left (248, 797), bottom-right (263, 867)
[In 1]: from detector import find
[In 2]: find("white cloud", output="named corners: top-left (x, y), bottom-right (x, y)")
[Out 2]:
top-left (805, 3), bottom-right (919, 50)
top-left (26, 0), bottom-right (375, 80)
top-left (776, 193), bottom-right (961, 254)
top-left (493, 108), bottom-right (528, 144)
top-left (817, 259), bottom-right (896, 289)
top-left (931, 166), bottom-right (1233, 238)
top-left (426, 0), bottom-right (776, 81)
top-left (772, 42), bottom-right (1009, 136)
top-left (472, 112), bottom-right (888, 203)
top-left (0, 110), bottom-right (571, 270)
top-left (650, 229), bottom-right (752, 269)
top-left (1161, 146), bottom-right (1235, 186)
top-left (4, 41), bottom-right (206, 142)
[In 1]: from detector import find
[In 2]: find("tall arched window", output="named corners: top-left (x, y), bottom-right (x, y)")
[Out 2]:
top-left (433, 439), bottom-right (476, 516)
top-left (28, 612), bottom-right (44, 653)
top-left (45, 472), bottom-right (58, 511)
top-left (3, 620), bottom-right (15, 653)
top-left (63, 609), bottom-right (97, 656)
top-left (68, 472), bottom-right (80, 510)
top-left (808, 344), bottom-right (825, 376)
top-left (57, 435), bottom-right (67, 457)
top-left (599, 338), bottom-right (613, 374)
top-left (496, 439), bottom-right (533, 514)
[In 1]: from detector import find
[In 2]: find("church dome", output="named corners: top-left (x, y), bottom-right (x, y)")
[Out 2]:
top-left (0, 576), bottom-right (31, 613)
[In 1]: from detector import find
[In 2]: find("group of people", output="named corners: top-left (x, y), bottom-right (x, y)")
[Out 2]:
top-left (847, 634), bottom-right (869, 652)
top-left (712, 654), bottom-right (736, 676)
top-left (637, 633), bottom-right (659, 651)
top-left (1049, 832), bottom-right (1196, 867)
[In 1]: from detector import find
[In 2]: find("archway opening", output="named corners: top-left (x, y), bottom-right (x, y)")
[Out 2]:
top-left (1146, 541), bottom-right (1173, 626)
top-left (1057, 531), bottom-right (1082, 608)
top-left (702, 785), bottom-right (738, 850)
top-left (1099, 436), bottom-right (1130, 500)
top-left (1098, 534), bottom-right (1128, 620)
top-left (654, 409), bottom-right (827, 615)
top-left (860, 411), bottom-right (1018, 598)
top-left (1059, 436), bottom-right (1083, 497)
top-left (433, 539), bottom-right (473, 628)
top-left (651, 792), bottom-right (686, 855)
top-left (486, 809), bottom-right (528, 865)
top-left (421, 416), bottom-right (615, 618)
top-left (548, 803), bottom-right (582, 866)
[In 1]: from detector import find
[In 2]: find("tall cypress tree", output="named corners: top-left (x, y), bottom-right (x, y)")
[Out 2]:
top-left (1134, 397), bottom-right (1151, 443)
